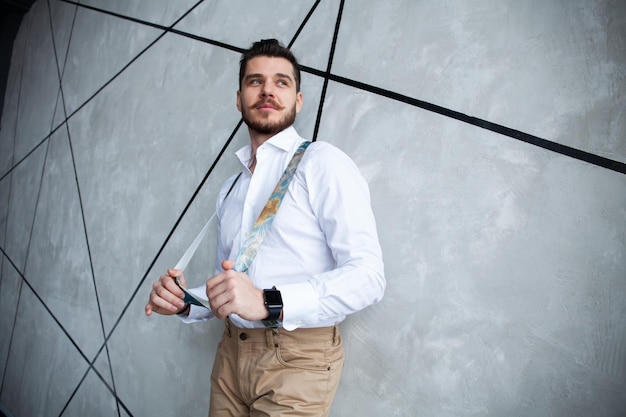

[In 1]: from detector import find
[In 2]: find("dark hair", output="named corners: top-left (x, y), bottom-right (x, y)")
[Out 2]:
top-left (239, 39), bottom-right (301, 92)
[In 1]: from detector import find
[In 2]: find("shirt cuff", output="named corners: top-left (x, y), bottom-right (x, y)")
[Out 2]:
top-left (279, 281), bottom-right (319, 331)
top-left (177, 304), bottom-right (211, 323)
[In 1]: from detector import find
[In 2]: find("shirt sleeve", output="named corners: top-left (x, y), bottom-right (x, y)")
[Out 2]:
top-left (279, 144), bottom-right (386, 330)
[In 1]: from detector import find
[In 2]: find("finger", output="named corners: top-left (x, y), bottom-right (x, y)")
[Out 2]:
top-left (153, 280), bottom-right (186, 312)
top-left (209, 293), bottom-right (230, 320)
top-left (145, 301), bottom-right (167, 316)
top-left (150, 290), bottom-right (184, 314)
top-left (206, 269), bottom-right (228, 292)
top-left (168, 268), bottom-right (187, 288)
top-left (168, 268), bottom-right (183, 278)
top-left (206, 274), bottom-right (226, 300)
top-left (221, 260), bottom-right (235, 271)
top-left (160, 273), bottom-right (186, 297)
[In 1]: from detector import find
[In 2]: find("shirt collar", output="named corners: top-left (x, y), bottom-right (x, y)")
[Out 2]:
top-left (235, 126), bottom-right (302, 168)
top-left (261, 126), bottom-right (301, 152)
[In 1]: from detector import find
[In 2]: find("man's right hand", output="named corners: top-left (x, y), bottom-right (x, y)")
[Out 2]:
top-left (145, 268), bottom-right (188, 316)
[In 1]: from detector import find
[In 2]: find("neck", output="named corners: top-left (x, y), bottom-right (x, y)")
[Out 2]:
top-left (247, 129), bottom-right (275, 174)
top-left (248, 129), bottom-right (273, 156)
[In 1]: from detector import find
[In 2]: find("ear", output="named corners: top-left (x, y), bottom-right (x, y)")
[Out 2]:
top-left (295, 91), bottom-right (303, 113)
top-left (236, 90), bottom-right (242, 112)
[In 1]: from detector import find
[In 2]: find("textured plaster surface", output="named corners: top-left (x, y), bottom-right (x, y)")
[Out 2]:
top-left (0, 1), bottom-right (624, 416)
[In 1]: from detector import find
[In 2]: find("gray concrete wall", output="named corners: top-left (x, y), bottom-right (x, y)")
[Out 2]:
top-left (1, 0), bottom-right (625, 416)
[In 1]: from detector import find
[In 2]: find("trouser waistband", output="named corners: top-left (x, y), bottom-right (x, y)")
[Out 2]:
top-left (224, 317), bottom-right (340, 347)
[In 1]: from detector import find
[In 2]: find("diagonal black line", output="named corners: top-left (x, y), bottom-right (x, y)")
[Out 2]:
top-left (1, 0), bottom-right (620, 179)
top-left (98, 119), bottom-right (244, 352)
top-left (0, 246), bottom-right (93, 372)
top-left (52, 3), bottom-right (206, 415)
top-left (53, 4), bottom-right (325, 407)
top-left (74, 121), bottom-right (244, 403)
top-left (0, 252), bottom-right (134, 416)
top-left (0, 133), bottom-right (51, 183)
top-left (287, 0), bottom-right (322, 49)
top-left (56, 351), bottom-right (134, 417)
top-left (3, 8), bottom-right (58, 399)
top-left (60, 0), bottom-right (195, 32)
top-left (74, 118), bottom-right (240, 409)
top-left (45, 0), bottom-right (122, 414)
top-left (0, 1), bottom-right (623, 415)
top-left (304, 69), bottom-right (626, 175)
top-left (312, 0), bottom-right (345, 142)
top-left (0, 1), bottom-right (208, 185)
top-left (56, 0), bottom-right (79, 83)
top-left (0, 8), bottom-right (31, 395)
top-left (59, 122), bottom-right (124, 417)
top-left (59, 0), bottom-right (206, 121)
top-left (0, 252), bottom-right (25, 396)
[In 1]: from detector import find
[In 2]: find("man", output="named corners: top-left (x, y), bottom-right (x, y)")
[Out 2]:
top-left (145, 39), bottom-right (385, 416)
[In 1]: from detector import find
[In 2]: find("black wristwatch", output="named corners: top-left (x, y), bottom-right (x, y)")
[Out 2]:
top-left (263, 286), bottom-right (283, 321)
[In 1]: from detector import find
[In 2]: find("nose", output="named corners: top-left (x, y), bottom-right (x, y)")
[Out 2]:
top-left (261, 83), bottom-right (274, 98)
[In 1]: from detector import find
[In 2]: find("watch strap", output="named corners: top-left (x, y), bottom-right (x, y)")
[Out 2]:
top-left (263, 286), bottom-right (283, 327)
top-left (262, 318), bottom-right (281, 328)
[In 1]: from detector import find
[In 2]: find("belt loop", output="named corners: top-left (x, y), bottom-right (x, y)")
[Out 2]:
top-left (266, 327), bottom-right (276, 349)
top-left (225, 317), bottom-right (232, 338)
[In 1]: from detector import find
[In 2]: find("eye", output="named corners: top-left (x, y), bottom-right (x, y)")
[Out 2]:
top-left (277, 79), bottom-right (289, 87)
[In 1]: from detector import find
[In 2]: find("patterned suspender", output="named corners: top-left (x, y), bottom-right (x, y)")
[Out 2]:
top-left (176, 141), bottom-right (311, 311)
top-left (233, 141), bottom-right (311, 272)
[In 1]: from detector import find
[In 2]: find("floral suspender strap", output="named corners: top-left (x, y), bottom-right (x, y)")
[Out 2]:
top-left (175, 141), bottom-right (311, 312)
top-left (233, 141), bottom-right (311, 273)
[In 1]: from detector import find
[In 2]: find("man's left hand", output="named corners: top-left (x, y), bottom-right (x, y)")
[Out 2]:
top-left (206, 260), bottom-right (268, 321)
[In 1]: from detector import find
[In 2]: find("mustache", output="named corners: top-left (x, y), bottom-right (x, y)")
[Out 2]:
top-left (251, 99), bottom-right (284, 110)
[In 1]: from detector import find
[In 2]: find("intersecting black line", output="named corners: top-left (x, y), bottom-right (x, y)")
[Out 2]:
top-left (60, 2), bottom-right (210, 415)
top-left (0, 1), bottom-right (207, 416)
top-left (311, 70), bottom-right (626, 175)
top-left (0, 246), bottom-right (132, 416)
top-left (0, 0), bottom-right (201, 185)
top-left (57, 0), bottom-right (626, 176)
top-left (312, 0), bottom-right (344, 141)
top-left (44, 0), bottom-right (123, 414)
top-left (0, 0), bottom-right (619, 181)
top-left (1, 0), bottom-right (625, 414)
top-left (0, 1), bottom-right (131, 414)
top-left (57, 3), bottom-right (323, 414)
top-left (55, 0), bottom-right (79, 82)
top-left (0, 8), bottom-right (47, 399)
top-left (0, 8), bottom-right (28, 398)
top-left (99, 0), bottom-right (324, 343)
top-left (74, 4), bottom-right (329, 415)
top-left (0, 251), bottom-right (24, 397)
top-left (94, 0), bottom-right (323, 356)
top-left (101, 1), bottom-right (327, 356)
top-left (101, 117), bottom-right (243, 338)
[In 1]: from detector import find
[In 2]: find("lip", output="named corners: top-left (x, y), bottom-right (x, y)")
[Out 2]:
top-left (257, 103), bottom-right (277, 110)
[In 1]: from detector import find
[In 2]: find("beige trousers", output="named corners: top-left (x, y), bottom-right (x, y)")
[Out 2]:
top-left (209, 318), bottom-right (344, 417)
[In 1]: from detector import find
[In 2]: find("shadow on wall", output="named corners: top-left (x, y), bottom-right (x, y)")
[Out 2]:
top-left (0, 401), bottom-right (14, 417)
top-left (0, 0), bottom-right (35, 120)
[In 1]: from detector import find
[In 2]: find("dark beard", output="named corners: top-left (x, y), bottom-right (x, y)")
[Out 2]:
top-left (242, 103), bottom-right (297, 136)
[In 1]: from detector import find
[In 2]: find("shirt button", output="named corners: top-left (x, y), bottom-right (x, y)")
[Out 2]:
top-left (239, 333), bottom-right (248, 341)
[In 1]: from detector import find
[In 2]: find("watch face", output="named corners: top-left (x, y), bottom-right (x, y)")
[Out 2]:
top-left (264, 290), bottom-right (283, 305)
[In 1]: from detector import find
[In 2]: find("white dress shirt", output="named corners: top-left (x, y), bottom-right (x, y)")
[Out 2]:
top-left (182, 126), bottom-right (385, 330)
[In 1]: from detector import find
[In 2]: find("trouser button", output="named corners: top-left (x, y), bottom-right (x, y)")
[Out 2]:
top-left (239, 333), bottom-right (247, 341)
